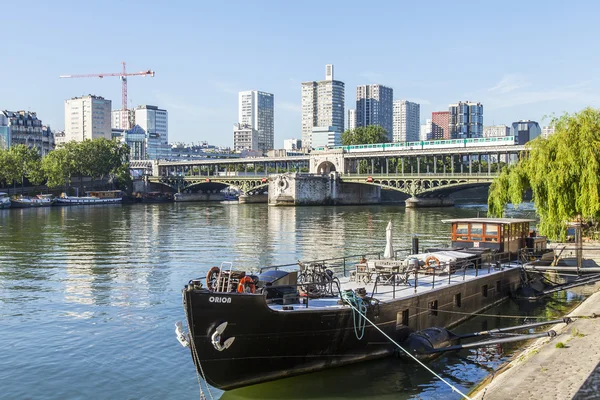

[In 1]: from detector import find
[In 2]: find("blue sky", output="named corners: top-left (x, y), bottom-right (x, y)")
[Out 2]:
top-left (2, 0), bottom-right (599, 147)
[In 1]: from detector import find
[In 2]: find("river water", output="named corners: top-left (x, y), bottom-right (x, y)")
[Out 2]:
top-left (0, 203), bottom-right (590, 399)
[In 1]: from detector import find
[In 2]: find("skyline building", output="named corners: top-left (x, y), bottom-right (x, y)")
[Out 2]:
top-left (233, 123), bottom-right (258, 152)
top-left (238, 90), bottom-right (274, 152)
top-left (64, 95), bottom-right (112, 142)
top-left (393, 100), bottom-right (420, 142)
top-left (134, 105), bottom-right (169, 160)
top-left (347, 109), bottom-right (356, 131)
top-left (355, 84), bottom-right (393, 140)
top-left (311, 126), bottom-right (341, 148)
top-left (283, 138), bottom-right (302, 151)
top-left (301, 64), bottom-right (345, 148)
top-left (449, 101), bottom-right (483, 138)
top-left (431, 111), bottom-right (450, 139)
top-left (511, 120), bottom-right (541, 144)
top-left (483, 125), bottom-right (510, 138)
top-left (542, 125), bottom-right (555, 138)
top-left (0, 110), bottom-right (55, 155)
top-left (111, 109), bottom-right (135, 130)
top-left (420, 118), bottom-right (432, 141)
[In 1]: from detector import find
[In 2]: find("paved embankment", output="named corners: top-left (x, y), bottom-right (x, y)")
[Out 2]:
top-left (472, 289), bottom-right (600, 400)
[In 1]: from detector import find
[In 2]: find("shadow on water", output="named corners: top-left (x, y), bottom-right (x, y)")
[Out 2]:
top-left (222, 282), bottom-right (600, 400)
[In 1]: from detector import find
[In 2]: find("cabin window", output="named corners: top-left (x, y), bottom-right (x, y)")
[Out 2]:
top-left (429, 300), bottom-right (438, 316)
top-left (481, 284), bottom-right (488, 297)
top-left (471, 223), bottom-right (483, 241)
top-left (485, 224), bottom-right (499, 242)
top-left (455, 223), bottom-right (469, 241)
top-left (454, 293), bottom-right (462, 308)
top-left (496, 280), bottom-right (501, 293)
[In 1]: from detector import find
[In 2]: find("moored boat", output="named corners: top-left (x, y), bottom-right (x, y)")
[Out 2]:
top-left (141, 191), bottom-right (173, 203)
top-left (0, 192), bottom-right (10, 209)
top-left (179, 218), bottom-right (547, 391)
top-left (10, 195), bottom-right (54, 208)
top-left (54, 190), bottom-right (123, 205)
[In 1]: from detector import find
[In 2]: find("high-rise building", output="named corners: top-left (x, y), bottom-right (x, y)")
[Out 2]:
top-left (347, 109), bottom-right (356, 131)
top-left (449, 101), bottom-right (483, 138)
top-left (542, 125), bottom-right (555, 138)
top-left (301, 64), bottom-right (345, 148)
top-left (64, 95), bottom-right (112, 142)
top-left (511, 120), bottom-right (541, 144)
top-left (283, 138), bottom-right (302, 151)
top-left (393, 100), bottom-right (420, 142)
top-left (238, 90), bottom-right (274, 152)
top-left (483, 125), bottom-right (510, 138)
top-left (356, 85), bottom-right (393, 140)
top-left (311, 126), bottom-right (341, 148)
top-left (111, 109), bottom-right (135, 130)
top-left (0, 110), bottom-right (55, 155)
top-left (431, 111), bottom-right (450, 139)
top-left (134, 105), bottom-right (169, 160)
top-left (420, 119), bottom-right (432, 141)
top-left (233, 123), bottom-right (258, 152)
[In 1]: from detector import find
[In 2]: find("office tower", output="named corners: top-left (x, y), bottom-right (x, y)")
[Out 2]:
top-left (431, 111), bottom-right (450, 139)
top-left (356, 84), bottom-right (393, 140)
top-left (301, 64), bottom-right (345, 148)
top-left (238, 90), bottom-right (274, 152)
top-left (283, 138), bottom-right (302, 151)
top-left (64, 95), bottom-right (112, 142)
top-left (420, 119), bottom-right (432, 141)
top-left (347, 109), bottom-right (356, 131)
top-left (393, 100), bottom-right (420, 142)
top-left (233, 123), bottom-right (259, 151)
top-left (511, 120), bottom-right (541, 144)
top-left (542, 126), bottom-right (555, 138)
top-left (483, 125), bottom-right (510, 138)
top-left (449, 101), bottom-right (483, 138)
top-left (134, 105), bottom-right (169, 160)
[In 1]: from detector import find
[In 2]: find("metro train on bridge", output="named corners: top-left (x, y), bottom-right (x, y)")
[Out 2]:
top-left (313, 135), bottom-right (517, 153)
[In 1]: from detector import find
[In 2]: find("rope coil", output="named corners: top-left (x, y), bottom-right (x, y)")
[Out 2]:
top-left (341, 290), bottom-right (368, 340)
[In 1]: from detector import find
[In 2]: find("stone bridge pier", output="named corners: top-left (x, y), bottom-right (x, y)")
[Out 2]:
top-left (269, 172), bottom-right (380, 206)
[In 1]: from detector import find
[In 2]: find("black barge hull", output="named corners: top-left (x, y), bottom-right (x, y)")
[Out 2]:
top-left (183, 267), bottom-right (522, 390)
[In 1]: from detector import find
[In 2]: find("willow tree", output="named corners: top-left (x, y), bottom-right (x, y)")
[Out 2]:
top-left (488, 107), bottom-right (600, 240)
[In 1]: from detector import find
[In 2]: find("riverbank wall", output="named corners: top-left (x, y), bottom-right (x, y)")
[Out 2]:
top-left (471, 285), bottom-right (600, 399)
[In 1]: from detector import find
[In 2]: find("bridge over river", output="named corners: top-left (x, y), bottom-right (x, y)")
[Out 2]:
top-left (132, 141), bottom-right (526, 205)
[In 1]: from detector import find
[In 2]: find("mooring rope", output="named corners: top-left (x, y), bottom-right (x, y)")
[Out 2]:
top-left (341, 290), bottom-right (367, 340)
top-left (344, 301), bottom-right (472, 400)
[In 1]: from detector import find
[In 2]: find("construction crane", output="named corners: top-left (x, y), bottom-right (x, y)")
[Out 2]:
top-left (60, 62), bottom-right (155, 129)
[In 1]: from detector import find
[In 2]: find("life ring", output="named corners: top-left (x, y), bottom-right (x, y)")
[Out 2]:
top-left (237, 276), bottom-right (256, 294)
top-left (424, 255), bottom-right (441, 273)
top-left (206, 266), bottom-right (220, 291)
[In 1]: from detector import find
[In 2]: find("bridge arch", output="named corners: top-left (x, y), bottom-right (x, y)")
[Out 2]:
top-left (316, 161), bottom-right (336, 174)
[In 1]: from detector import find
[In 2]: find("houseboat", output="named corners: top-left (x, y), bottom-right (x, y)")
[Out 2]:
top-left (10, 195), bottom-right (54, 208)
top-left (55, 190), bottom-right (123, 205)
top-left (179, 218), bottom-right (546, 391)
top-left (0, 192), bottom-right (11, 209)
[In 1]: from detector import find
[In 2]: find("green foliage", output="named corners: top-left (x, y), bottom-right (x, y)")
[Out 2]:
top-left (0, 145), bottom-right (44, 186)
top-left (0, 139), bottom-right (131, 190)
top-left (341, 125), bottom-right (388, 146)
top-left (555, 342), bottom-right (566, 348)
top-left (488, 107), bottom-right (600, 240)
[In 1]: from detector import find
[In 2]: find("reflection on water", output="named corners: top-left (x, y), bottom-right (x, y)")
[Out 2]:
top-left (0, 202), bottom-right (591, 400)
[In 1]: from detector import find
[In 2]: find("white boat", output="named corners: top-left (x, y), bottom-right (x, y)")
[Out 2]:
top-left (10, 195), bottom-right (54, 208)
top-left (0, 192), bottom-right (11, 209)
top-left (54, 190), bottom-right (123, 205)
